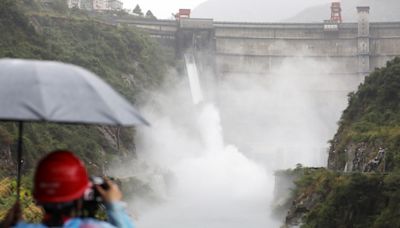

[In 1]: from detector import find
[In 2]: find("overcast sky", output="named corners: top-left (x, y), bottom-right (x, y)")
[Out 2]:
top-left (122, 0), bottom-right (334, 20)
top-left (123, 0), bottom-right (207, 19)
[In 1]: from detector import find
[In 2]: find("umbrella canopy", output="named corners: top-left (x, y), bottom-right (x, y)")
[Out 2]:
top-left (0, 58), bottom-right (149, 126)
top-left (0, 58), bottom-right (149, 200)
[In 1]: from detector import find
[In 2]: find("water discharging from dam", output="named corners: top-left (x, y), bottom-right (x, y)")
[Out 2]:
top-left (184, 54), bottom-right (204, 105)
top-left (132, 55), bottom-right (351, 227)
top-left (134, 54), bottom-right (280, 227)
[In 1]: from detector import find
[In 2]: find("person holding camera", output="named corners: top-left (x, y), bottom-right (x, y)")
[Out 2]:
top-left (2, 150), bottom-right (135, 228)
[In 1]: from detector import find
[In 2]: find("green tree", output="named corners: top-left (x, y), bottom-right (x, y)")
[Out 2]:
top-left (145, 10), bottom-right (156, 19)
top-left (0, 0), bottom-right (171, 175)
top-left (51, 0), bottom-right (68, 13)
top-left (132, 4), bottom-right (143, 16)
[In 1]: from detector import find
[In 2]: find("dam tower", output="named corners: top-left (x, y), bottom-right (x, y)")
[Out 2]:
top-left (331, 2), bottom-right (342, 23)
top-left (357, 6), bottom-right (371, 76)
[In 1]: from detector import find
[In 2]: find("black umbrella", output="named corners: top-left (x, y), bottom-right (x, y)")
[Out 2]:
top-left (0, 58), bottom-right (149, 199)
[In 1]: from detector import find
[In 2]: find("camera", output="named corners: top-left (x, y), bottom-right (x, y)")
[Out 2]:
top-left (82, 176), bottom-right (110, 218)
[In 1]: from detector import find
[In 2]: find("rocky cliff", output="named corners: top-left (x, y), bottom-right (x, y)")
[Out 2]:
top-left (328, 57), bottom-right (400, 173)
top-left (281, 57), bottom-right (400, 227)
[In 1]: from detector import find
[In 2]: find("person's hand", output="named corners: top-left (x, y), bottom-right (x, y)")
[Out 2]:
top-left (95, 177), bottom-right (122, 203)
top-left (2, 201), bottom-right (22, 228)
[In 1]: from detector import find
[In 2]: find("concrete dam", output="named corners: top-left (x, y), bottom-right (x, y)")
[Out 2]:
top-left (115, 6), bottom-right (400, 84)
top-left (113, 6), bottom-right (400, 166)
top-left (113, 7), bottom-right (400, 227)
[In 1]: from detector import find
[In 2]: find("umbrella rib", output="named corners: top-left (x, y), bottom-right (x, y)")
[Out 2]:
top-left (22, 104), bottom-right (47, 120)
top-left (85, 78), bottom-right (150, 126)
top-left (32, 61), bottom-right (48, 120)
top-left (80, 69), bottom-right (122, 125)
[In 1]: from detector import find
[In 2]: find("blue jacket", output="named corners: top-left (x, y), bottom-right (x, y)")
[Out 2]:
top-left (14, 202), bottom-right (135, 228)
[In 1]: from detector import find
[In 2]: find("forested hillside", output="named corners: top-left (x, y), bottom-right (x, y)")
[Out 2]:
top-left (0, 0), bottom-right (173, 219)
top-left (0, 0), bottom-right (170, 176)
top-left (282, 58), bottom-right (400, 227)
top-left (283, 167), bottom-right (400, 227)
top-left (328, 57), bottom-right (400, 172)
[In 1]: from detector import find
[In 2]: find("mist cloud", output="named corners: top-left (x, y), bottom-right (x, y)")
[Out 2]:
top-left (115, 53), bottom-right (359, 227)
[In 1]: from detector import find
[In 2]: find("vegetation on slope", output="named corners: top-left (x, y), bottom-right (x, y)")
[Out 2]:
top-left (0, 177), bottom-right (42, 223)
top-left (0, 0), bottom-right (170, 172)
top-left (328, 57), bottom-right (400, 171)
top-left (283, 58), bottom-right (400, 227)
top-left (0, 0), bottom-right (174, 221)
top-left (284, 168), bottom-right (400, 228)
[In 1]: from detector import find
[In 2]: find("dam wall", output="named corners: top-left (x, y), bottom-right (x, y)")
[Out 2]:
top-left (115, 7), bottom-right (400, 81)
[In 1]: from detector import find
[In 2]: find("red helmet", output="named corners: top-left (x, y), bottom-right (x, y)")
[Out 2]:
top-left (33, 150), bottom-right (90, 203)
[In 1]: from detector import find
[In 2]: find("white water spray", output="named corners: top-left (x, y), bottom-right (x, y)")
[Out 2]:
top-left (127, 54), bottom-right (353, 227)
top-left (134, 54), bottom-right (279, 227)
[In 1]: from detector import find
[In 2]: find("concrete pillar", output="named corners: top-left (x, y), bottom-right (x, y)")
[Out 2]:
top-left (357, 6), bottom-right (370, 76)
